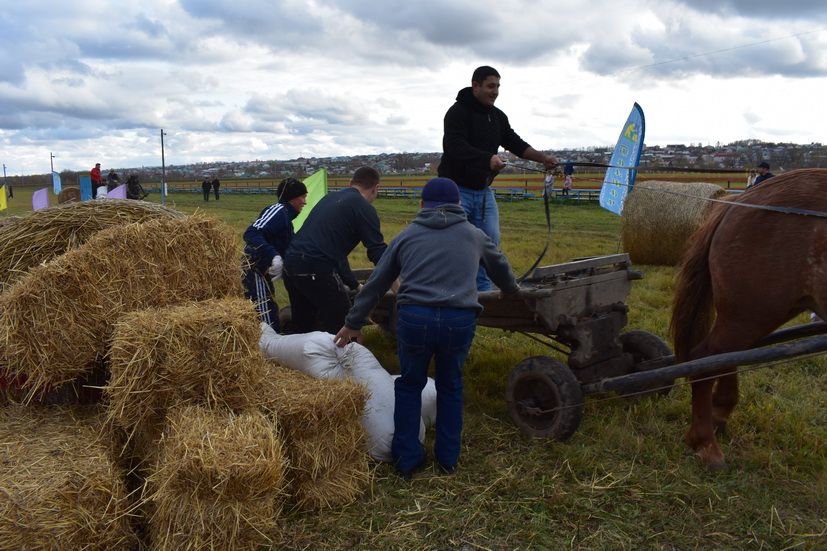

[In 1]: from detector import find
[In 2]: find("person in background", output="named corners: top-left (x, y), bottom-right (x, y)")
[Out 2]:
top-left (438, 65), bottom-right (558, 290)
top-left (284, 166), bottom-right (387, 334)
top-left (334, 177), bottom-right (520, 479)
top-left (106, 169), bottom-right (121, 192)
top-left (212, 177), bottom-right (221, 200)
top-left (201, 178), bottom-right (211, 201)
top-left (243, 178), bottom-right (308, 332)
top-left (749, 161), bottom-right (775, 187)
top-left (562, 162), bottom-right (574, 196)
top-left (90, 163), bottom-right (102, 199)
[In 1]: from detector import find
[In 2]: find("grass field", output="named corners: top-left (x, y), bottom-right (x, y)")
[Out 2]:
top-left (1, 188), bottom-right (825, 549)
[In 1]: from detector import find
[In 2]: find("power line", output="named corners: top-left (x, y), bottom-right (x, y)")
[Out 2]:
top-left (621, 27), bottom-right (826, 74)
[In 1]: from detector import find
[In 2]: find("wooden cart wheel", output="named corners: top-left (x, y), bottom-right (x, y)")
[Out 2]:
top-left (505, 356), bottom-right (584, 441)
top-left (619, 330), bottom-right (674, 395)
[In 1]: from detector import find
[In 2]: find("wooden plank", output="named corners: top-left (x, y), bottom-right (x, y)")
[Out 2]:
top-left (529, 254), bottom-right (630, 279)
top-left (582, 334), bottom-right (827, 395)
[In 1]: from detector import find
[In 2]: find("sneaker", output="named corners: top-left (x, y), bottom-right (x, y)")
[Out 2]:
top-left (396, 454), bottom-right (427, 481)
top-left (437, 463), bottom-right (456, 475)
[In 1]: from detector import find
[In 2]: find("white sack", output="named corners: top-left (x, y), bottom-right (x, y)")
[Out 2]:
top-left (259, 325), bottom-right (431, 462)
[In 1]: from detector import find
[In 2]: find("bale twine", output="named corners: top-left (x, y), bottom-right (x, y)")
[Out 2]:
top-left (0, 199), bottom-right (183, 291)
top-left (144, 405), bottom-right (287, 551)
top-left (0, 215), bottom-right (244, 400)
top-left (621, 180), bottom-right (725, 265)
top-left (106, 298), bottom-right (268, 454)
top-left (57, 186), bottom-right (81, 204)
top-left (0, 405), bottom-right (137, 550)
top-left (257, 364), bottom-right (371, 509)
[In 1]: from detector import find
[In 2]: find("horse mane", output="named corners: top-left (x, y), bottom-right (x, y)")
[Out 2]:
top-left (670, 201), bottom-right (731, 362)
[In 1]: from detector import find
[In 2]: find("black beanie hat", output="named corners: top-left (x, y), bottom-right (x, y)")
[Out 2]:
top-left (276, 178), bottom-right (308, 203)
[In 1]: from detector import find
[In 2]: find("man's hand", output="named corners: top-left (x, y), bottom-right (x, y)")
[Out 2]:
top-left (268, 255), bottom-right (284, 279)
top-left (498, 284), bottom-right (522, 299)
top-left (390, 278), bottom-right (401, 294)
top-left (541, 154), bottom-right (559, 170)
top-left (334, 326), bottom-right (362, 348)
top-left (490, 154), bottom-right (506, 171)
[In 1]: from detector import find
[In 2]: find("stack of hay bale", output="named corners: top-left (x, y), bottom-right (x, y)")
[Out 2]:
top-left (620, 180), bottom-right (726, 265)
top-left (0, 201), bottom-right (372, 550)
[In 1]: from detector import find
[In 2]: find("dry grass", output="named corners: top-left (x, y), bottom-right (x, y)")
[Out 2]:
top-left (0, 405), bottom-right (137, 550)
top-left (0, 199), bottom-right (183, 291)
top-left (621, 181), bottom-right (725, 265)
top-left (0, 215), bottom-right (243, 400)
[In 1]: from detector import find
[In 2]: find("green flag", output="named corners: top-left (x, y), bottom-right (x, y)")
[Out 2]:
top-left (293, 169), bottom-right (328, 231)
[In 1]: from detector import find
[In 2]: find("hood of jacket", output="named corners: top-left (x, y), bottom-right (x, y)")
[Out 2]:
top-left (412, 204), bottom-right (468, 229)
top-left (456, 87), bottom-right (493, 114)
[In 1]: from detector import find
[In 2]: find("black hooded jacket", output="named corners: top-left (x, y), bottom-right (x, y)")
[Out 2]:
top-left (438, 87), bottom-right (531, 190)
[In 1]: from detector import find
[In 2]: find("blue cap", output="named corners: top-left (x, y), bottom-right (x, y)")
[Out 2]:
top-left (422, 177), bottom-right (460, 208)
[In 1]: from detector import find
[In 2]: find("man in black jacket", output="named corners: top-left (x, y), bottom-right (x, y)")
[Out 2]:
top-left (284, 166), bottom-right (387, 334)
top-left (439, 65), bottom-right (558, 290)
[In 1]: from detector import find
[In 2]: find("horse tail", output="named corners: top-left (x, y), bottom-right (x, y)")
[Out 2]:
top-left (670, 203), bottom-right (729, 362)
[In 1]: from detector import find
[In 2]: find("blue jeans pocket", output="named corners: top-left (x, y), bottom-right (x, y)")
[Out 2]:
top-left (447, 319), bottom-right (476, 353)
top-left (396, 315), bottom-right (428, 355)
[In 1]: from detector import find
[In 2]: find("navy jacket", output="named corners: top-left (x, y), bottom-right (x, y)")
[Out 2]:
top-left (285, 187), bottom-right (387, 288)
top-left (438, 87), bottom-right (531, 190)
top-left (243, 201), bottom-right (299, 274)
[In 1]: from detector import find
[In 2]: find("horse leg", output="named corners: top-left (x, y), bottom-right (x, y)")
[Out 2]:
top-left (711, 369), bottom-right (738, 434)
top-left (684, 338), bottom-right (726, 469)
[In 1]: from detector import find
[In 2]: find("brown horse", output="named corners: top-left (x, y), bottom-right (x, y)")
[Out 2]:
top-left (670, 168), bottom-right (827, 468)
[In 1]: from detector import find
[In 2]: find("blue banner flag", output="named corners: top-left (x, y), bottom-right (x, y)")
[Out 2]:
top-left (79, 175), bottom-right (92, 201)
top-left (599, 102), bottom-right (645, 215)
top-left (52, 171), bottom-right (62, 195)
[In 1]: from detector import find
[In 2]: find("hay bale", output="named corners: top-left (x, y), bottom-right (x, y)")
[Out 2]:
top-left (0, 405), bottom-right (137, 550)
top-left (621, 180), bottom-right (725, 265)
top-left (57, 186), bottom-right (81, 204)
top-left (257, 364), bottom-right (371, 509)
top-left (0, 216), bottom-right (243, 399)
top-left (106, 298), bottom-right (268, 453)
top-left (0, 199), bottom-right (183, 291)
top-left (145, 405), bottom-right (287, 551)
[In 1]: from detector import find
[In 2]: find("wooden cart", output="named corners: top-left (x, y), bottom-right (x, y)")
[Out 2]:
top-left (357, 253), bottom-right (827, 440)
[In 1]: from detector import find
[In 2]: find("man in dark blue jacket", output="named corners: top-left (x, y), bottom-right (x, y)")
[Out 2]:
top-left (243, 178), bottom-right (307, 331)
top-left (284, 166), bottom-right (387, 334)
top-left (439, 65), bottom-right (558, 290)
top-left (750, 161), bottom-right (775, 187)
top-left (335, 177), bottom-right (519, 479)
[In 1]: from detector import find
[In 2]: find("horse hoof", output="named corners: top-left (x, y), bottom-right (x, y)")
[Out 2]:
top-left (707, 459), bottom-right (728, 471)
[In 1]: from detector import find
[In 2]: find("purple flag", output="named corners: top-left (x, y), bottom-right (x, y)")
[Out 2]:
top-left (32, 188), bottom-right (49, 210)
top-left (107, 184), bottom-right (127, 199)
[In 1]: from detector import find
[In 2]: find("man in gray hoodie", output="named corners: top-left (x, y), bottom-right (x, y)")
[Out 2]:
top-left (334, 177), bottom-right (520, 479)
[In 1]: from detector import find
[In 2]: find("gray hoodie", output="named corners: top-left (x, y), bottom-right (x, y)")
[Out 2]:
top-left (345, 204), bottom-right (519, 329)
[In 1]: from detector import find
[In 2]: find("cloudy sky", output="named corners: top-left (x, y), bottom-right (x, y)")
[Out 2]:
top-left (1, 0), bottom-right (826, 176)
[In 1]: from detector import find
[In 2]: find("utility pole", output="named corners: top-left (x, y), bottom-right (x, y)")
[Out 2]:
top-left (160, 129), bottom-right (167, 205)
top-left (50, 152), bottom-right (55, 174)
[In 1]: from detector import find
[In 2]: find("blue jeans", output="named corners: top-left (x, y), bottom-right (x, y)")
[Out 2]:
top-left (392, 305), bottom-right (477, 473)
top-left (458, 186), bottom-right (500, 291)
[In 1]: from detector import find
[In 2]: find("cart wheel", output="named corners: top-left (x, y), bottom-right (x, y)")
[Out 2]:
top-left (505, 356), bottom-right (584, 441)
top-left (619, 330), bottom-right (674, 395)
